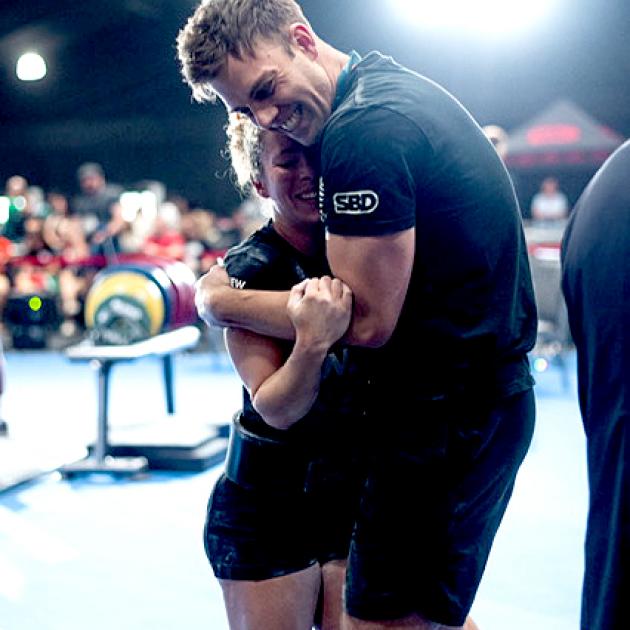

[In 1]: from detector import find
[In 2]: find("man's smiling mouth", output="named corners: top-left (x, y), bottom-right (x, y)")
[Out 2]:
top-left (275, 104), bottom-right (302, 133)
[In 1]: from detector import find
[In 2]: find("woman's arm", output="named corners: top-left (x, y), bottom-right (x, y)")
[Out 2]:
top-left (196, 264), bottom-right (295, 339)
top-left (226, 277), bottom-right (352, 430)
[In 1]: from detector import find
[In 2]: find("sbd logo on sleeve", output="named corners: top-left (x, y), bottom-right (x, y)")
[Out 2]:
top-left (333, 190), bottom-right (379, 215)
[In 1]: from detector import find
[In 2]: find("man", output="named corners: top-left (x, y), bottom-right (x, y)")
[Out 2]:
top-left (561, 140), bottom-right (630, 630)
top-left (72, 162), bottom-right (125, 259)
top-left (177, 2), bottom-right (537, 628)
top-left (530, 176), bottom-right (569, 222)
top-left (2, 175), bottom-right (33, 244)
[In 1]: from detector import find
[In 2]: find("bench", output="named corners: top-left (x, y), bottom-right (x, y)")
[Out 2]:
top-left (60, 325), bottom-right (201, 476)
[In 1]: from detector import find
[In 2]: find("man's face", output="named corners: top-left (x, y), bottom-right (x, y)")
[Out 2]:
top-left (80, 173), bottom-right (104, 195)
top-left (212, 32), bottom-right (334, 146)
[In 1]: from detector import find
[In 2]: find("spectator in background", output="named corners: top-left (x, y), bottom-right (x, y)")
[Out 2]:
top-left (27, 185), bottom-right (48, 218)
top-left (142, 202), bottom-right (186, 261)
top-left (0, 339), bottom-right (7, 436)
top-left (72, 162), bottom-right (126, 259)
top-left (0, 237), bottom-right (12, 338)
top-left (530, 176), bottom-right (569, 222)
top-left (210, 198), bottom-right (266, 252)
top-left (43, 191), bottom-right (89, 261)
top-left (482, 125), bottom-right (508, 161)
top-left (43, 190), bottom-right (91, 337)
top-left (561, 139), bottom-right (630, 630)
top-left (181, 207), bottom-right (223, 276)
top-left (2, 175), bottom-right (33, 245)
top-left (12, 217), bottom-right (57, 295)
top-left (214, 212), bottom-right (246, 250)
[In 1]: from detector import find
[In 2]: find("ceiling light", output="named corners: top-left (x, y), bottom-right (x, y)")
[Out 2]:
top-left (16, 52), bottom-right (47, 81)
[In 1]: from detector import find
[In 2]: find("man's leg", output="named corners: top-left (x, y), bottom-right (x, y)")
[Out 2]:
top-left (344, 390), bottom-right (535, 630)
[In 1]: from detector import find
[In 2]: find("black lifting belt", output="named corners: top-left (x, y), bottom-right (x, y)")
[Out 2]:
top-left (224, 414), bottom-right (310, 492)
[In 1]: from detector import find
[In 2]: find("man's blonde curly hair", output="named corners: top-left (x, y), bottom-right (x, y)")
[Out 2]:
top-left (177, 0), bottom-right (309, 103)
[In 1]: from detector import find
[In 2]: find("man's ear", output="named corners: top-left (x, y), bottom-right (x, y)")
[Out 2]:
top-left (289, 23), bottom-right (318, 60)
top-left (252, 178), bottom-right (270, 199)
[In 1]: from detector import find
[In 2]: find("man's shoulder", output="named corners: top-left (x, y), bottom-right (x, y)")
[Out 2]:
top-left (336, 52), bottom-right (443, 115)
top-left (323, 51), bottom-right (453, 152)
top-left (330, 49), bottom-right (478, 135)
top-left (103, 183), bottom-right (124, 198)
top-left (354, 51), bottom-right (421, 93)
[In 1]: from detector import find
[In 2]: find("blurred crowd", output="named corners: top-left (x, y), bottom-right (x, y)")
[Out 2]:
top-left (0, 163), bottom-right (266, 346)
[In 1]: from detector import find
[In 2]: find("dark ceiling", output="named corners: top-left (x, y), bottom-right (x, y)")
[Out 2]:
top-left (0, 0), bottom-right (197, 125)
top-left (1, 0), bottom-right (629, 210)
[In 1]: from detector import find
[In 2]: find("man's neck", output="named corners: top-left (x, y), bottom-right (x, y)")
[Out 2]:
top-left (316, 39), bottom-right (350, 101)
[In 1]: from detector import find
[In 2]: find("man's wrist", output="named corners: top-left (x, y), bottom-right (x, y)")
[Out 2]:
top-left (292, 335), bottom-right (331, 361)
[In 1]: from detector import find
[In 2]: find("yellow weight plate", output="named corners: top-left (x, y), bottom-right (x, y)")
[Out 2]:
top-left (85, 270), bottom-right (165, 335)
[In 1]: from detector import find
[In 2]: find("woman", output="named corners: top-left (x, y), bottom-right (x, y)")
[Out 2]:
top-left (203, 113), bottom-right (364, 630)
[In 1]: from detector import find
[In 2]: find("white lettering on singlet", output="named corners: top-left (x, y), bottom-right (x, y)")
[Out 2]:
top-left (230, 277), bottom-right (246, 290)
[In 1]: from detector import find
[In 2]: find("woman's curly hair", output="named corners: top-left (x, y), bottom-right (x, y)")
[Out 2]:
top-left (225, 113), bottom-right (264, 193)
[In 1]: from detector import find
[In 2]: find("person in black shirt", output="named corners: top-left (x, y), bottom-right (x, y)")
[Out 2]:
top-left (562, 139), bottom-right (630, 630)
top-left (72, 162), bottom-right (125, 259)
top-left (178, 2), bottom-right (537, 627)
top-left (205, 113), bottom-right (363, 630)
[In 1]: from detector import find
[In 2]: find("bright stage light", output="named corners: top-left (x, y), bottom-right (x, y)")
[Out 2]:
top-left (391, 0), bottom-right (558, 36)
top-left (120, 192), bottom-right (142, 222)
top-left (16, 52), bottom-right (47, 81)
top-left (0, 197), bottom-right (10, 224)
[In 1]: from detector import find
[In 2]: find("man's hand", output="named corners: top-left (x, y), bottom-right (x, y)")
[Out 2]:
top-left (91, 229), bottom-right (108, 245)
top-left (287, 276), bottom-right (352, 352)
top-left (194, 263), bottom-right (231, 326)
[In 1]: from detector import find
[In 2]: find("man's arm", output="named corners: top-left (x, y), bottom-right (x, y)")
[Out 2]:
top-left (196, 225), bottom-right (414, 350)
top-left (326, 228), bottom-right (415, 347)
top-left (195, 264), bottom-right (296, 339)
top-left (225, 277), bottom-right (352, 429)
top-left (92, 200), bottom-right (126, 245)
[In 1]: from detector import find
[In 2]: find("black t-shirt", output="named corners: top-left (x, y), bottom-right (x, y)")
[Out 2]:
top-left (72, 184), bottom-right (123, 239)
top-left (561, 139), bottom-right (630, 428)
top-left (319, 51), bottom-right (537, 400)
top-left (223, 221), bottom-right (354, 443)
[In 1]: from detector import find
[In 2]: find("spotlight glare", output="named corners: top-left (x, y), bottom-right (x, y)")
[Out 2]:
top-left (0, 197), bottom-right (9, 224)
top-left (13, 196), bottom-right (27, 211)
top-left (533, 358), bottom-right (549, 373)
top-left (16, 52), bottom-right (47, 81)
top-left (140, 190), bottom-right (158, 220)
top-left (120, 191), bottom-right (142, 222)
top-left (392, 0), bottom-right (557, 36)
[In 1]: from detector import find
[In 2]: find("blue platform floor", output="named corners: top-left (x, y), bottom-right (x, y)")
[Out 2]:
top-left (0, 347), bottom-right (587, 630)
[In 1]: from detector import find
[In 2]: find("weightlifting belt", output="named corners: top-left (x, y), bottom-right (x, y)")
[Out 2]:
top-left (224, 414), bottom-right (310, 492)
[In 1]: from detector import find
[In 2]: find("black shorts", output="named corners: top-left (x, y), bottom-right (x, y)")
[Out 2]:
top-left (204, 451), bottom-right (364, 581)
top-left (345, 387), bottom-right (536, 626)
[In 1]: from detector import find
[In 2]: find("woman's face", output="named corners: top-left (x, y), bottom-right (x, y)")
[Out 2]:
top-left (256, 131), bottom-right (319, 227)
